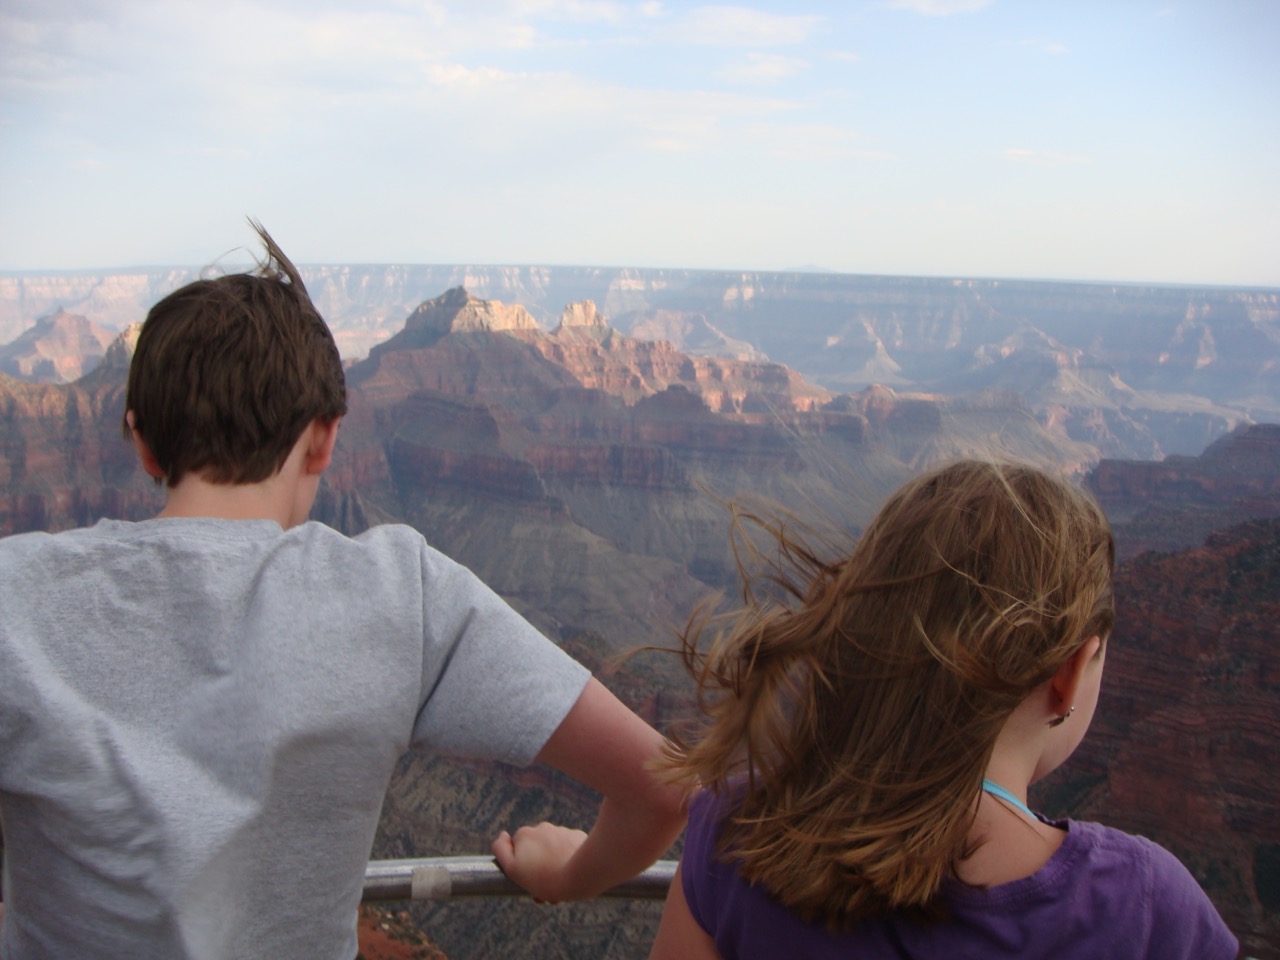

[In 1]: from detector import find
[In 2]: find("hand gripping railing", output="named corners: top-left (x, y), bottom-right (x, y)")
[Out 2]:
top-left (363, 856), bottom-right (677, 902)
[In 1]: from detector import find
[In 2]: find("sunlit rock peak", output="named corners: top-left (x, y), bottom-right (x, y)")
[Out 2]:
top-left (99, 323), bottom-right (142, 372)
top-left (554, 300), bottom-right (608, 332)
top-left (0, 308), bottom-right (116, 383)
top-left (404, 287), bottom-right (539, 335)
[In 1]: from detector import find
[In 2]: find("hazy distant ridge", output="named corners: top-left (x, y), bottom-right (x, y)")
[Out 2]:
top-left (3, 266), bottom-right (1276, 460)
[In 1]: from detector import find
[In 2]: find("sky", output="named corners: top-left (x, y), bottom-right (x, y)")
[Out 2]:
top-left (2, 0), bottom-right (1278, 286)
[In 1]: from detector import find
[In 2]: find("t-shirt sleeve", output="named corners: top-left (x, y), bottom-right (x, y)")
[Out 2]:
top-left (1140, 835), bottom-right (1239, 960)
top-left (408, 539), bottom-right (590, 765)
top-left (681, 789), bottom-right (725, 939)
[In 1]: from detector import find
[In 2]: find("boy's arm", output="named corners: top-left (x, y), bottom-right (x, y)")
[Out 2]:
top-left (490, 677), bottom-right (688, 902)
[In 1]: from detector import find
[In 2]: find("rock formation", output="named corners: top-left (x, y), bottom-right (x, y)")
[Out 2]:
top-left (0, 324), bottom-right (161, 534)
top-left (0, 309), bottom-right (116, 383)
top-left (555, 300), bottom-right (608, 331)
top-left (357, 906), bottom-right (450, 959)
top-left (627, 310), bottom-right (767, 364)
top-left (1088, 423), bottom-right (1280, 559)
top-left (403, 287), bottom-right (540, 337)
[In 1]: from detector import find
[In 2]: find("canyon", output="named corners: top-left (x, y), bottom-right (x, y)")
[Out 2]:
top-left (1, 279), bottom-right (1276, 957)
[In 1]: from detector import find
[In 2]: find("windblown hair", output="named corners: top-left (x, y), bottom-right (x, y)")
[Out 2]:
top-left (662, 460), bottom-right (1115, 926)
top-left (125, 222), bottom-right (347, 486)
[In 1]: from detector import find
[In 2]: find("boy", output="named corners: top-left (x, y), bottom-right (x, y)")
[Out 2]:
top-left (0, 225), bottom-right (686, 959)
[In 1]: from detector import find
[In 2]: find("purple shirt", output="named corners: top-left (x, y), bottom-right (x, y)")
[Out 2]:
top-left (682, 789), bottom-right (1238, 960)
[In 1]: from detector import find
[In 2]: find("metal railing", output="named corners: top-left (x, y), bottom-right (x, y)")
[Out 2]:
top-left (363, 856), bottom-right (677, 902)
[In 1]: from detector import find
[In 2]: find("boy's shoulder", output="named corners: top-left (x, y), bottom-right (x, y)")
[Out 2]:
top-left (0, 517), bottom-right (424, 544)
top-left (0, 522), bottom-right (95, 557)
top-left (0, 518), bottom-right (436, 576)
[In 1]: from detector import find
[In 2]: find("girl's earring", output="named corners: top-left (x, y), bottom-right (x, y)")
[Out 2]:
top-left (1048, 704), bottom-right (1076, 728)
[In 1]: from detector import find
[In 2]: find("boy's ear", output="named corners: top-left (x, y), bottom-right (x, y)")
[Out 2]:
top-left (304, 417), bottom-right (341, 477)
top-left (126, 411), bottom-right (166, 481)
top-left (1048, 635), bottom-right (1102, 718)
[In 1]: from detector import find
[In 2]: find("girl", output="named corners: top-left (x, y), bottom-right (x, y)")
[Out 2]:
top-left (650, 460), bottom-right (1237, 959)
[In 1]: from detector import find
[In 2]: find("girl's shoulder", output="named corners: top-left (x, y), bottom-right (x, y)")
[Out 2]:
top-left (1067, 819), bottom-right (1206, 893)
top-left (681, 802), bottom-right (1239, 960)
top-left (1051, 820), bottom-right (1238, 959)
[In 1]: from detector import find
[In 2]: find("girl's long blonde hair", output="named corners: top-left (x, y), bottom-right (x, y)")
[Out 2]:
top-left (662, 460), bottom-right (1115, 925)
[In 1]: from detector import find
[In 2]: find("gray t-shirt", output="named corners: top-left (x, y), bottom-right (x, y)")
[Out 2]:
top-left (0, 517), bottom-right (590, 959)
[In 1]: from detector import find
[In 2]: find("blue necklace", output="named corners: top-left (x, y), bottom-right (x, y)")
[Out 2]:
top-left (982, 778), bottom-right (1037, 820)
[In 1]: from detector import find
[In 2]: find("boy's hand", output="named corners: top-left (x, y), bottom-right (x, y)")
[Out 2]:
top-left (492, 822), bottom-right (588, 902)
top-left (492, 678), bottom-right (687, 903)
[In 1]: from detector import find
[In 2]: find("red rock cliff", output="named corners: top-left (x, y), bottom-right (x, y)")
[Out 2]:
top-left (1087, 423), bottom-right (1280, 558)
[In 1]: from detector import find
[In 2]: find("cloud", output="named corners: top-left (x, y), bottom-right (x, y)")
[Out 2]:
top-left (513, 0), bottom-right (629, 20)
top-left (453, 0), bottom-right (636, 29)
top-left (421, 62), bottom-right (523, 88)
top-left (0, 0), bottom-right (835, 171)
top-left (672, 5), bottom-right (822, 46)
top-left (887, 0), bottom-right (994, 16)
top-left (759, 123), bottom-right (896, 162)
top-left (0, 4), bottom-right (116, 94)
top-left (1010, 36), bottom-right (1070, 56)
top-left (715, 52), bottom-right (808, 85)
top-left (162, 145), bottom-right (253, 160)
top-left (1003, 148), bottom-right (1092, 167)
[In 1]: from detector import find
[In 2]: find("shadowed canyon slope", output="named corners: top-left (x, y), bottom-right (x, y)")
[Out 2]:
top-left (0, 329), bottom-right (159, 533)
top-left (1, 286), bottom-right (1277, 956)
top-left (1089, 423), bottom-right (1280, 560)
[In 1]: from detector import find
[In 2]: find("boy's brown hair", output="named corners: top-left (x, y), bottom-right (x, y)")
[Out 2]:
top-left (662, 460), bottom-right (1115, 926)
top-left (125, 222), bottom-right (347, 487)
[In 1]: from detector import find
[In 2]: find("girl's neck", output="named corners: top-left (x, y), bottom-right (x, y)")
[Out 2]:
top-left (957, 778), bottom-right (1066, 888)
top-left (981, 778), bottom-right (1036, 820)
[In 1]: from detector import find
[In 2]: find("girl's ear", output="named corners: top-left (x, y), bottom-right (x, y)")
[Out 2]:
top-left (1048, 635), bottom-right (1103, 720)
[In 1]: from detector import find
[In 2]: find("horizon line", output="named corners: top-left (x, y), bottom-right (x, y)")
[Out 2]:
top-left (3, 262), bottom-right (1278, 294)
